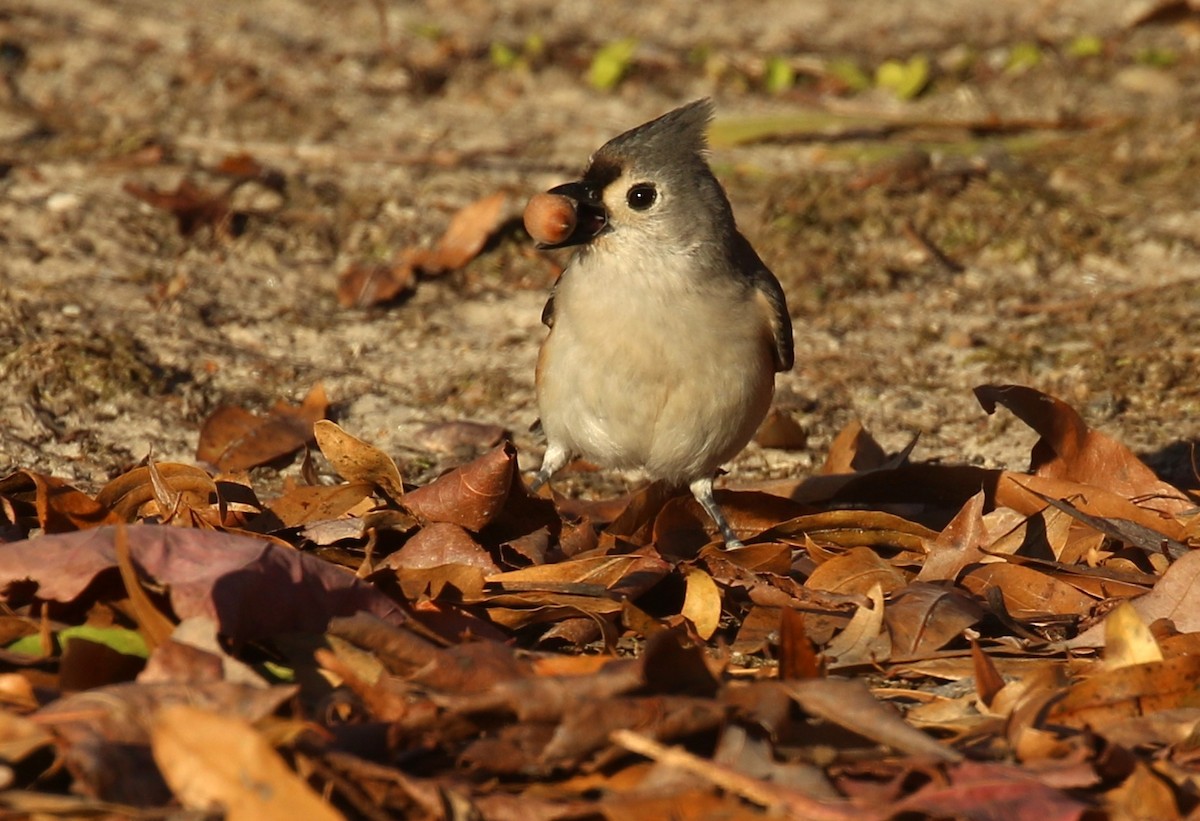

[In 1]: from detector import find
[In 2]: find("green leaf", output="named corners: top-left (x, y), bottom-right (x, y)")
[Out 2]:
top-left (490, 42), bottom-right (519, 69)
top-left (764, 56), bottom-right (795, 95)
top-left (523, 32), bottom-right (545, 60)
top-left (6, 634), bottom-right (46, 657)
top-left (1067, 35), bottom-right (1103, 59)
top-left (1136, 46), bottom-right (1177, 68)
top-left (60, 625), bottom-right (150, 658)
top-left (588, 38), bottom-right (638, 91)
top-left (874, 55), bottom-right (930, 100)
top-left (827, 58), bottom-right (871, 93)
top-left (262, 660), bottom-right (296, 682)
top-left (1006, 42), bottom-right (1042, 73)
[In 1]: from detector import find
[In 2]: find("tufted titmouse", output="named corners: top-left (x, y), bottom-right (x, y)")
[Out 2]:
top-left (525, 99), bottom-right (794, 548)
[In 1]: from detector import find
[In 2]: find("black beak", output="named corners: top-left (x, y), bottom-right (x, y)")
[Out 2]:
top-left (538, 181), bottom-right (608, 249)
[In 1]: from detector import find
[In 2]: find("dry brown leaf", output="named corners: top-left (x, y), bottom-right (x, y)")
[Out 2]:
top-left (413, 420), bottom-right (509, 453)
top-left (124, 179), bottom-right (233, 237)
top-left (404, 443), bottom-right (514, 531)
top-left (896, 761), bottom-right (1088, 821)
top-left (313, 420), bottom-right (405, 500)
top-left (885, 583), bottom-right (983, 658)
top-left (820, 420), bottom-right (887, 474)
top-left (1069, 550), bottom-right (1200, 649)
top-left (732, 605), bottom-right (784, 655)
top-left (0, 470), bottom-right (118, 533)
top-left (152, 704), bottom-right (343, 820)
top-left (754, 407), bottom-right (807, 450)
top-left (336, 255), bottom-right (417, 308)
top-left (265, 482), bottom-right (376, 528)
top-left (609, 728), bottom-right (861, 820)
top-left (778, 608), bottom-right (821, 679)
top-left (805, 546), bottom-right (907, 595)
top-left (113, 524), bottom-right (175, 650)
top-left (654, 490), bottom-right (810, 553)
top-left (986, 503), bottom-right (1075, 560)
top-left (961, 562), bottom-right (1095, 617)
top-left (995, 472), bottom-right (1188, 544)
top-left (1049, 655), bottom-right (1200, 729)
top-left (487, 554), bottom-right (670, 594)
top-left (823, 582), bottom-right (889, 664)
top-left (917, 489), bottom-right (988, 582)
top-left (196, 384), bottom-right (328, 473)
top-left (386, 522), bottom-right (496, 573)
top-left (1103, 761), bottom-right (1181, 821)
top-left (786, 677), bottom-right (961, 761)
top-left (97, 463), bottom-right (219, 522)
top-left (773, 509), bottom-right (936, 553)
top-left (976, 384), bottom-right (1192, 515)
top-left (970, 640), bottom-right (1006, 708)
top-left (0, 525), bottom-right (405, 642)
top-left (416, 192), bottom-right (509, 276)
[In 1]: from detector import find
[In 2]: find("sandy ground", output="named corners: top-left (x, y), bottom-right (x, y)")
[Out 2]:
top-left (1, 0), bottom-right (1198, 499)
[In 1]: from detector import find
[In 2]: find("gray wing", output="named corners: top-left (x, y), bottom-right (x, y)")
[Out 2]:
top-left (733, 232), bottom-right (794, 372)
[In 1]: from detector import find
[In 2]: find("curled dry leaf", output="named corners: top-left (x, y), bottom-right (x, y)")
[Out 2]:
top-left (820, 419), bottom-right (888, 474)
top-left (823, 583), bottom-right (888, 664)
top-left (778, 608), bottom-right (821, 679)
top-left (0, 470), bottom-right (118, 533)
top-left (313, 420), bottom-right (405, 500)
top-left (975, 384), bottom-right (1192, 515)
top-left (995, 473), bottom-right (1188, 546)
top-left (404, 442), bottom-right (515, 531)
top-left (196, 384), bottom-right (328, 473)
top-left (97, 463), bottom-right (218, 522)
top-left (772, 509), bottom-right (936, 553)
top-left (753, 408), bottom-right (807, 450)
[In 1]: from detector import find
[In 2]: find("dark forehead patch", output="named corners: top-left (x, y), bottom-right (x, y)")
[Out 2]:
top-left (582, 156), bottom-right (623, 190)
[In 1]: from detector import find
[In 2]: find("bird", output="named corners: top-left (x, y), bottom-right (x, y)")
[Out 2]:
top-left (524, 99), bottom-right (794, 548)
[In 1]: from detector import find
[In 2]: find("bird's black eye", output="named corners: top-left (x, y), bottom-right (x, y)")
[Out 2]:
top-left (626, 183), bottom-right (657, 211)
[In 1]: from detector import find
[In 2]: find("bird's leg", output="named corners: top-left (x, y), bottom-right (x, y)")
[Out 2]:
top-left (689, 475), bottom-right (745, 549)
top-left (529, 441), bottom-right (571, 492)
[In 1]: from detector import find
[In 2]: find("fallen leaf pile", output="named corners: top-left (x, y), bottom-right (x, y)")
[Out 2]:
top-left (1, 383), bottom-right (1198, 819)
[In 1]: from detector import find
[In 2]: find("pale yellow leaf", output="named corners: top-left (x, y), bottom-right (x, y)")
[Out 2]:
top-left (682, 567), bottom-right (722, 640)
top-left (313, 419), bottom-right (405, 500)
top-left (151, 704), bottom-right (343, 821)
top-left (824, 583), bottom-right (889, 664)
top-left (1104, 599), bottom-right (1163, 670)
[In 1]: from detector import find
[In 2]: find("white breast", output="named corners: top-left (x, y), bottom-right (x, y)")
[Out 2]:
top-left (536, 246), bottom-right (775, 486)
